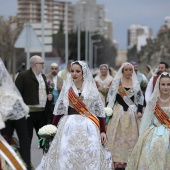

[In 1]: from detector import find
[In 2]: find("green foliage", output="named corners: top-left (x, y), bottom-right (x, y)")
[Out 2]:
top-left (127, 45), bottom-right (137, 61)
top-left (52, 30), bottom-right (117, 66)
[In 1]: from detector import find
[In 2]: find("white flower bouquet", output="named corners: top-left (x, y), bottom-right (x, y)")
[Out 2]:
top-left (38, 124), bottom-right (57, 136)
top-left (104, 107), bottom-right (113, 117)
top-left (38, 124), bottom-right (57, 154)
top-left (104, 107), bottom-right (113, 125)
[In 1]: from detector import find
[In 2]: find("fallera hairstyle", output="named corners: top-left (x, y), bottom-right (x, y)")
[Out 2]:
top-left (146, 65), bottom-right (151, 71)
top-left (71, 61), bottom-right (83, 74)
top-left (159, 72), bottom-right (170, 87)
top-left (122, 63), bottom-right (133, 73)
top-left (160, 72), bottom-right (170, 78)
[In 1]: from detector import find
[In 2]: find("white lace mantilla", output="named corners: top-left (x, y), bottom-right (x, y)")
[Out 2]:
top-left (0, 90), bottom-right (29, 122)
top-left (107, 62), bottom-right (144, 109)
top-left (0, 58), bottom-right (29, 130)
top-left (53, 61), bottom-right (105, 118)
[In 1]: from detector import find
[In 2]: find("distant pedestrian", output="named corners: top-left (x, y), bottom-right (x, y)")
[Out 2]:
top-left (58, 60), bottom-right (74, 81)
top-left (95, 64), bottom-right (113, 106)
top-left (46, 63), bottom-right (63, 123)
top-left (145, 61), bottom-right (169, 103)
top-left (145, 65), bottom-right (154, 81)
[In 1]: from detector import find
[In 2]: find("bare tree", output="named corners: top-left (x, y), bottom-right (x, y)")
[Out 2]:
top-left (0, 16), bottom-right (22, 75)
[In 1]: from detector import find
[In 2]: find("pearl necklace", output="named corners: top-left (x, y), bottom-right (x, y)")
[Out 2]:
top-left (159, 96), bottom-right (170, 104)
top-left (74, 84), bottom-right (82, 93)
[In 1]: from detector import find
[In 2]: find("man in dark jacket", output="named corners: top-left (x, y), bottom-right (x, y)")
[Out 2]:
top-left (15, 55), bottom-right (53, 148)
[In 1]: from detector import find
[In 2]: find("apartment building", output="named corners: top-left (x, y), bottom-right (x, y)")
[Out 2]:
top-left (17, 0), bottom-right (73, 34)
top-left (72, 0), bottom-right (113, 39)
top-left (127, 24), bottom-right (152, 50)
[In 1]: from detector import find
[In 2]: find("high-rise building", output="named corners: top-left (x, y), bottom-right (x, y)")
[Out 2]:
top-left (164, 16), bottom-right (170, 28)
top-left (103, 19), bottom-right (113, 41)
top-left (17, 0), bottom-right (73, 34)
top-left (127, 24), bottom-right (152, 50)
top-left (72, 0), bottom-right (113, 39)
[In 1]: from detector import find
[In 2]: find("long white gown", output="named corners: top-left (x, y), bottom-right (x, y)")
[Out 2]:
top-left (37, 114), bottom-right (109, 170)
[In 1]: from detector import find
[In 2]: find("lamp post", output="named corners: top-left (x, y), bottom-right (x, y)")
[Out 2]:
top-left (94, 45), bottom-right (103, 67)
top-left (90, 39), bottom-right (100, 69)
top-left (88, 32), bottom-right (98, 68)
top-left (65, 0), bottom-right (68, 64)
top-left (85, 28), bottom-right (88, 62)
top-left (41, 0), bottom-right (45, 69)
top-left (77, 20), bottom-right (81, 61)
top-left (77, 1), bottom-right (86, 61)
top-left (85, 17), bottom-right (94, 64)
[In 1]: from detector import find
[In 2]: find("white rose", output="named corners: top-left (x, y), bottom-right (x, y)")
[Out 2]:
top-left (38, 124), bottom-right (57, 135)
top-left (104, 107), bottom-right (113, 117)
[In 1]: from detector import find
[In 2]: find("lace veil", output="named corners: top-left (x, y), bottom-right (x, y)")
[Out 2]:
top-left (98, 64), bottom-right (110, 75)
top-left (107, 62), bottom-right (144, 109)
top-left (53, 61), bottom-right (105, 117)
top-left (0, 58), bottom-right (29, 129)
top-left (139, 72), bottom-right (169, 135)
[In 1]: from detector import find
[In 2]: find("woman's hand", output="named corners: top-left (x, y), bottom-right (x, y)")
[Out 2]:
top-left (137, 112), bottom-right (142, 118)
top-left (101, 132), bottom-right (107, 145)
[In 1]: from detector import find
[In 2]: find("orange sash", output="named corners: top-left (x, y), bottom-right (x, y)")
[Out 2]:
top-left (118, 83), bottom-right (127, 98)
top-left (118, 82), bottom-right (137, 111)
top-left (154, 103), bottom-right (170, 129)
top-left (0, 137), bottom-right (26, 170)
top-left (68, 87), bottom-right (100, 129)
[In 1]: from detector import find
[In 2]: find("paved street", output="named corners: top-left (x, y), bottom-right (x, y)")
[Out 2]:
top-left (31, 131), bottom-right (43, 169)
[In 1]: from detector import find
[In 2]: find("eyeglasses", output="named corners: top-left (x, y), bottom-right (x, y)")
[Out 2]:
top-left (51, 68), bottom-right (58, 70)
top-left (36, 62), bottom-right (44, 65)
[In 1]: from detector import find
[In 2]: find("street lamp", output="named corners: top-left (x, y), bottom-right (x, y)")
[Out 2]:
top-left (65, 0), bottom-right (68, 65)
top-left (90, 39), bottom-right (100, 69)
top-left (41, 0), bottom-right (45, 71)
top-left (88, 31), bottom-right (100, 68)
top-left (77, 20), bottom-right (81, 61)
top-left (94, 45), bottom-right (103, 67)
top-left (77, 1), bottom-right (86, 61)
top-left (85, 17), bottom-right (95, 63)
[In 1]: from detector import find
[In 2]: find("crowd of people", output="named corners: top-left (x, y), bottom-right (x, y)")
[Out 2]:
top-left (0, 55), bottom-right (170, 170)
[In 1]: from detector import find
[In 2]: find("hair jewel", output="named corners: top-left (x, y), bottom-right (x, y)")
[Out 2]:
top-left (161, 72), bottom-right (170, 77)
top-left (99, 64), bottom-right (108, 69)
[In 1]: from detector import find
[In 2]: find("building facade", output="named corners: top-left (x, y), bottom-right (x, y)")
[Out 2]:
top-left (72, 0), bottom-right (113, 40)
top-left (127, 24), bottom-right (152, 49)
top-left (17, 0), bottom-right (73, 34)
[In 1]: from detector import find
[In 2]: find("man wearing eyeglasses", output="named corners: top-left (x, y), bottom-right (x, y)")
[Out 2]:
top-left (15, 55), bottom-right (53, 151)
top-left (46, 63), bottom-right (63, 123)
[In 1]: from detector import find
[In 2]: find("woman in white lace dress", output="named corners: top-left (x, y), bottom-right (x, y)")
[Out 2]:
top-left (106, 62), bottom-right (144, 170)
top-left (0, 58), bottom-right (29, 170)
top-left (95, 64), bottom-right (113, 106)
top-left (41, 61), bottom-right (110, 170)
top-left (126, 72), bottom-right (170, 170)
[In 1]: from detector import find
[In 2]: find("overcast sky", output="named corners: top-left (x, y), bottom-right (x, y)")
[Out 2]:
top-left (0, 0), bottom-right (170, 49)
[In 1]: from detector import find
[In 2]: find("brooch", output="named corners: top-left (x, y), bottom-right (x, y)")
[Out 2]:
top-left (79, 95), bottom-right (84, 101)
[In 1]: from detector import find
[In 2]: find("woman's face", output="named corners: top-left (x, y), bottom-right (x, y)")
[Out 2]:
top-left (100, 66), bottom-right (108, 76)
top-left (122, 64), bottom-right (133, 78)
top-left (71, 64), bottom-right (83, 83)
top-left (159, 77), bottom-right (170, 95)
top-left (145, 66), bottom-right (150, 73)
